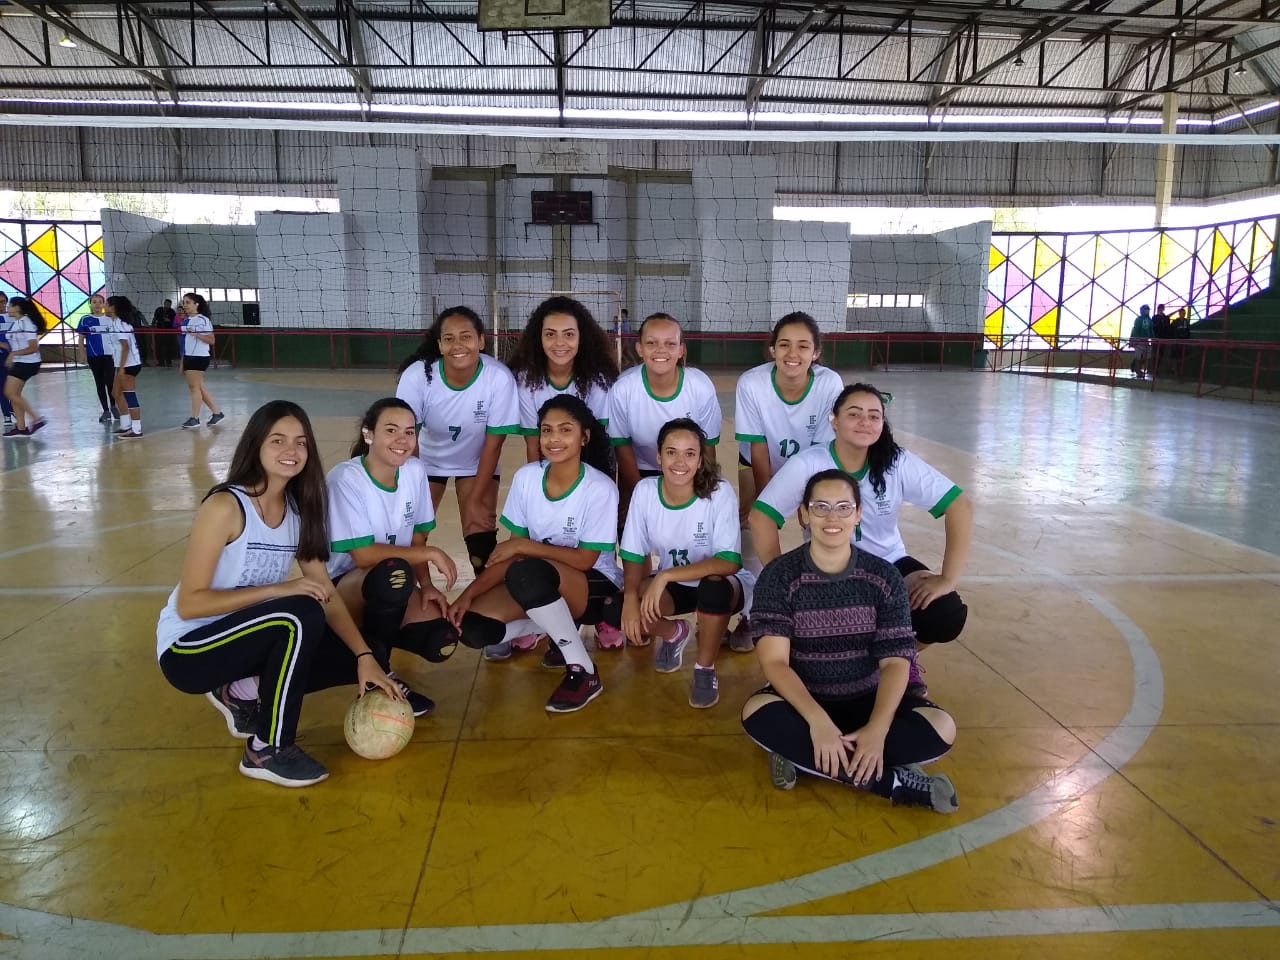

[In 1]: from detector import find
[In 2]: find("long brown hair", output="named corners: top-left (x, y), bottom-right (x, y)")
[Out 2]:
top-left (657, 418), bottom-right (720, 500)
top-left (206, 400), bottom-right (329, 562)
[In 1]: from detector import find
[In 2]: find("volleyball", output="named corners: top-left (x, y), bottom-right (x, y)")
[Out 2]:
top-left (343, 690), bottom-right (415, 760)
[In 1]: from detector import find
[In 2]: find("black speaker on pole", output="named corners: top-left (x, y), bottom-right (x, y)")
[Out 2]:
top-left (242, 302), bottom-right (261, 326)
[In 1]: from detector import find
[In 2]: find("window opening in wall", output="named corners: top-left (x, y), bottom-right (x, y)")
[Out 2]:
top-left (848, 293), bottom-right (924, 308)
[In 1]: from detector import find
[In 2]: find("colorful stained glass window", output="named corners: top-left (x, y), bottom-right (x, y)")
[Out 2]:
top-left (0, 219), bottom-right (107, 330)
top-left (985, 217), bottom-right (1277, 349)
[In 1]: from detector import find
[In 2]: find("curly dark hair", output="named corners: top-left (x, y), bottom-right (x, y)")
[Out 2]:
top-left (396, 305), bottom-right (486, 380)
top-left (537, 394), bottom-right (613, 476)
top-left (508, 296), bottom-right (618, 396)
top-left (832, 382), bottom-right (901, 499)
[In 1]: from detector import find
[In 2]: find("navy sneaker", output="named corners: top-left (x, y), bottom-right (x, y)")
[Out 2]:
top-left (205, 684), bottom-right (258, 739)
top-left (239, 741), bottom-right (328, 788)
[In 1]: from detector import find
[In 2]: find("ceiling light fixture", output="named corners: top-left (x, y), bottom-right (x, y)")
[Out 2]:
top-left (1014, 54), bottom-right (1025, 67)
top-left (58, 36), bottom-right (77, 48)
top-left (1234, 62), bottom-right (1248, 77)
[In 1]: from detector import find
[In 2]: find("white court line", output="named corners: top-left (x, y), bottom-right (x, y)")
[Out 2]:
top-left (3, 900), bottom-right (1276, 959)
top-left (0, 585), bottom-right (173, 596)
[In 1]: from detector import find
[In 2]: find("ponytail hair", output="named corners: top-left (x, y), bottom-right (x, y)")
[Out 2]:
top-left (397, 305), bottom-right (486, 379)
top-left (106, 295), bottom-right (136, 320)
top-left (182, 292), bottom-right (211, 318)
top-left (9, 297), bottom-right (48, 334)
top-left (832, 382), bottom-right (900, 499)
top-left (657, 417), bottom-right (721, 500)
top-left (537, 394), bottom-right (612, 476)
top-left (350, 397), bottom-right (415, 458)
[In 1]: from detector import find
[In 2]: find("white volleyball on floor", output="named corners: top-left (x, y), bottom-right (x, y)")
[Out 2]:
top-left (343, 689), bottom-right (415, 759)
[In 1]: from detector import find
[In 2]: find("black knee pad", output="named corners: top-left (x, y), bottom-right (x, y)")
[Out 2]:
top-left (696, 575), bottom-right (736, 615)
top-left (362, 557), bottom-right (414, 611)
top-left (912, 596), bottom-right (968, 646)
top-left (504, 557), bottom-right (561, 610)
top-left (398, 619), bottom-right (459, 663)
top-left (459, 611), bottom-right (506, 650)
top-left (464, 531), bottom-right (497, 573)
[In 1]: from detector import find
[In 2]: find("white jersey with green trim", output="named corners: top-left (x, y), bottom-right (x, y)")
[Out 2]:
top-left (325, 456), bottom-right (438, 579)
top-left (499, 461), bottom-right (623, 586)
top-left (734, 362), bottom-right (842, 470)
top-left (620, 477), bottom-right (755, 599)
top-left (395, 355), bottom-right (521, 477)
top-left (517, 375), bottom-right (611, 435)
top-left (752, 441), bottom-right (962, 563)
top-left (606, 365), bottom-right (722, 471)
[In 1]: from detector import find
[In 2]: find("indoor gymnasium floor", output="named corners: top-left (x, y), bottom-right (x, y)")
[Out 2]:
top-left (1, 362), bottom-right (1277, 960)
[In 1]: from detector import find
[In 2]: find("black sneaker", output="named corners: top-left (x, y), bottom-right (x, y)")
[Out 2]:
top-left (239, 741), bottom-right (329, 787)
top-left (545, 665), bottom-right (603, 713)
top-left (205, 684), bottom-right (258, 739)
top-left (389, 673), bottom-right (434, 717)
top-left (888, 765), bottom-right (958, 813)
top-left (98, 411), bottom-right (112, 424)
top-left (540, 641), bottom-right (566, 670)
top-left (207, 411), bottom-right (226, 426)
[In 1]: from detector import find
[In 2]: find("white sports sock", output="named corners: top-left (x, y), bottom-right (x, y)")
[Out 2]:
top-left (525, 598), bottom-right (593, 671)
top-left (503, 618), bottom-right (538, 642)
top-left (119, 415), bottom-right (132, 429)
top-left (131, 419), bottom-right (142, 435)
top-left (229, 677), bottom-right (259, 701)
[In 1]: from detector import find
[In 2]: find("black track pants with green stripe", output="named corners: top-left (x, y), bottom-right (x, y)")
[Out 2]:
top-left (160, 595), bottom-right (349, 746)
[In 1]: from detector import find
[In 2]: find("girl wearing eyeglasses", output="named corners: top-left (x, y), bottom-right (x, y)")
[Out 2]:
top-left (747, 383), bottom-right (972, 691)
top-left (742, 468), bottom-right (958, 810)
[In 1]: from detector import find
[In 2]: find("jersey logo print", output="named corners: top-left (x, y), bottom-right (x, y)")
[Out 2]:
top-left (472, 400), bottom-right (487, 424)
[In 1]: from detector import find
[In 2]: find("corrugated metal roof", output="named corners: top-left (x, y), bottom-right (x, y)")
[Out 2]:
top-left (0, 2), bottom-right (1278, 127)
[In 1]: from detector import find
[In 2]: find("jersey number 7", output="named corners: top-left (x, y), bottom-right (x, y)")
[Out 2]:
top-left (448, 425), bottom-right (462, 442)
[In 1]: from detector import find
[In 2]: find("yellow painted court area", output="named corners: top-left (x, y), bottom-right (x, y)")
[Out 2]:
top-left (0, 369), bottom-right (1276, 959)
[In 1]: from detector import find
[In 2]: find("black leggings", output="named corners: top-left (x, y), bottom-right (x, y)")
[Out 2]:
top-left (895, 555), bottom-right (968, 645)
top-left (742, 688), bottom-right (952, 795)
top-left (87, 355), bottom-right (115, 413)
top-left (159, 595), bottom-right (363, 746)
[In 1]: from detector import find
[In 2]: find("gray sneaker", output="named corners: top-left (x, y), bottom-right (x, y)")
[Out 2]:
top-left (727, 616), bottom-right (754, 653)
top-left (770, 752), bottom-right (797, 790)
top-left (654, 619), bottom-right (691, 674)
top-left (689, 667), bottom-right (719, 708)
top-left (239, 741), bottom-right (329, 787)
top-left (483, 638), bottom-right (513, 662)
top-left (888, 765), bottom-right (958, 813)
top-left (205, 684), bottom-right (258, 739)
top-left (181, 417), bottom-right (200, 429)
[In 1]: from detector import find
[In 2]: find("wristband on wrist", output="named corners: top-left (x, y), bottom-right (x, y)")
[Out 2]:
top-left (356, 651), bottom-right (374, 660)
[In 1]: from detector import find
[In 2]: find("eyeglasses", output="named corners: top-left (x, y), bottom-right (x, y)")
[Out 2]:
top-left (806, 500), bottom-right (857, 518)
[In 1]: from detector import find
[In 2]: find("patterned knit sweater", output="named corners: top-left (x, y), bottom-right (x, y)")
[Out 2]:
top-left (750, 544), bottom-right (916, 701)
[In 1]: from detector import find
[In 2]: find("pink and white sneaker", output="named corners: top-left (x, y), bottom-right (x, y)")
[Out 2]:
top-left (594, 623), bottom-right (626, 650)
top-left (510, 632), bottom-right (544, 652)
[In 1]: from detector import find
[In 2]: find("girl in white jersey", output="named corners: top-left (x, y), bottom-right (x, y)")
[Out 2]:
top-left (106, 295), bottom-right (144, 438)
top-left (749, 383), bottom-right (973, 689)
top-left (448, 395), bottom-right (622, 714)
top-left (156, 401), bottom-right (403, 788)
top-left (1, 297), bottom-right (48, 439)
top-left (178, 292), bottom-right (225, 429)
top-left (395, 306), bottom-right (520, 574)
top-left (508, 295), bottom-right (618, 463)
top-left (600, 418), bottom-right (754, 709)
top-left (326, 398), bottom-right (460, 715)
top-left (730, 311), bottom-right (844, 651)
top-left (608, 313), bottom-right (722, 512)
top-left (734, 312), bottom-right (843, 522)
top-left (503, 296), bottom-right (620, 653)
